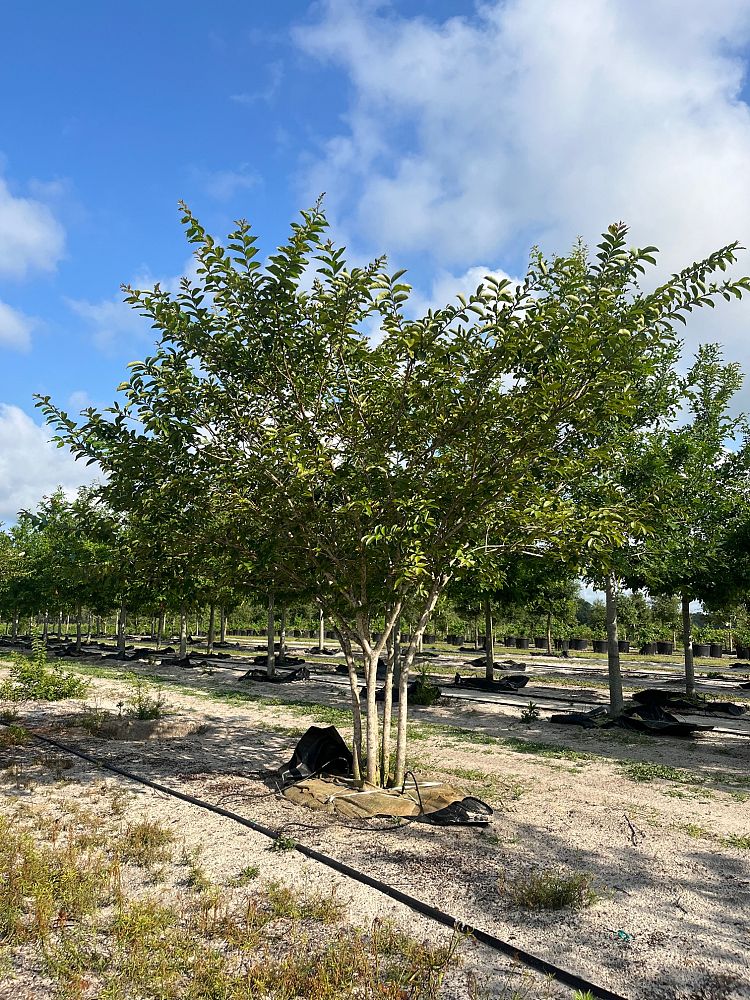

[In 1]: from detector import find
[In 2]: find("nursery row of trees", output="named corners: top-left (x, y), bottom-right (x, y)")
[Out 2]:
top-left (3, 205), bottom-right (750, 787)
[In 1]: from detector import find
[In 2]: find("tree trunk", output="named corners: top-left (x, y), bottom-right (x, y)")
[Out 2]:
top-left (279, 606), bottom-right (287, 664)
top-left (86, 612), bottom-right (92, 642)
top-left (156, 611), bottom-right (165, 650)
top-left (117, 601), bottom-right (126, 655)
top-left (266, 592), bottom-right (275, 678)
top-left (605, 572), bottom-right (624, 716)
top-left (380, 616), bottom-right (396, 783)
top-left (339, 631), bottom-right (363, 781)
top-left (220, 607), bottom-right (227, 644)
top-left (179, 608), bottom-right (188, 659)
top-left (546, 609), bottom-right (553, 655)
top-left (393, 579), bottom-right (445, 787)
top-left (42, 609), bottom-right (49, 641)
top-left (11, 612), bottom-right (18, 642)
top-left (483, 596), bottom-right (494, 681)
top-left (682, 592), bottom-right (695, 697)
top-left (75, 603), bottom-right (82, 653)
top-left (207, 604), bottom-right (215, 654)
top-left (318, 607), bottom-right (325, 651)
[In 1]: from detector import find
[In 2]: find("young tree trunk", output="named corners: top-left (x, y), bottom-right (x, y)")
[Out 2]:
top-left (207, 604), bottom-right (215, 654)
top-left (393, 579), bottom-right (445, 787)
top-left (266, 592), bottom-right (276, 678)
top-left (117, 601), bottom-right (126, 655)
top-left (179, 608), bottom-right (188, 659)
top-left (380, 615), bottom-right (396, 783)
top-left (318, 607), bottom-right (325, 651)
top-left (483, 596), bottom-right (494, 681)
top-left (681, 592), bottom-right (695, 697)
top-left (150, 616), bottom-right (157, 642)
top-left (156, 610), bottom-right (165, 650)
top-left (86, 612), bottom-right (92, 642)
top-left (279, 605), bottom-right (287, 664)
top-left (75, 603), bottom-right (82, 653)
top-left (605, 572), bottom-right (624, 716)
top-left (11, 612), bottom-right (18, 642)
top-left (220, 607), bottom-right (227, 644)
top-left (42, 609), bottom-right (49, 641)
top-left (546, 609), bottom-right (553, 655)
top-left (338, 630), bottom-right (363, 781)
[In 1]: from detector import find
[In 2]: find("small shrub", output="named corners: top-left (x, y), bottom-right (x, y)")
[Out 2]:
top-left (269, 834), bottom-right (297, 853)
top-left (231, 864), bottom-right (259, 885)
top-left (120, 820), bottom-right (174, 868)
top-left (124, 675), bottom-right (168, 720)
top-left (411, 669), bottom-right (441, 706)
top-left (520, 701), bottom-right (540, 723)
top-left (501, 868), bottom-right (596, 911)
top-left (1, 635), bottom-right (88, 702)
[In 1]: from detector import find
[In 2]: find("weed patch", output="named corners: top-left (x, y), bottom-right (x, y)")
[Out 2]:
top-left (501, 868), bottom-right (597, 911)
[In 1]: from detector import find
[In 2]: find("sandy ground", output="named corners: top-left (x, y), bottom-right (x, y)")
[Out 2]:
top-left (2, 653), bottom-right (750, 1000)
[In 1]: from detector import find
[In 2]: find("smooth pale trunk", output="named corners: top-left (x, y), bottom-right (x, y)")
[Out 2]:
top-left (11, 613), bottom-right (18, 642)
top-left (364, 644), bottom-right (380, 784)
top-left (207, 604), bottom-right (215, 654)
top-left (318, 608), bottom-right (325, 650)
top-left (75, 604), bottom-right (82, 653)
top-left (43, 610), bottom-right (49, 641)
top-left (279, 606), bottom-right (287, 664)
top-left (266, 592), bottom-right (275, 678)
top-left (117, 601), bottom-right (126, 655)
top-left (380, 619), bottom-right (396, 783)
top-left (340, 635), bottom-right (363, 780)
top-left (179, 609), bottom-right (188, 659)
top-left (681, 592), bottom-right (695, 697)
top-left (393, 583), bottom-right (443, 786)
top-left (483, 597), bottom-right (494, 681)
top-left (86, 612), bottom-right (92, 643)
top-left (605, 572), bottom-right (624, 716)
top-left (220, 607), bottom-right (227, 644)
top-left (157, 611), bottom-right (165, 651)
top-left (546, 609), bottom-right (553, 655)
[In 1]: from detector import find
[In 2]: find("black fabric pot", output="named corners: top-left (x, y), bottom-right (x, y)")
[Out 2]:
top-left (592, 640), bottom-right (607, 654)
top-left (556, 638), bottom-right (569, 651)
top-left (736, 644), bottom-right (749, 659)
top-left (423, 633), bottom-right (436, 644)
top-left (534, 637), bottom-right (546, 648)
top-left (477, 635), bottom-right (487, 649)
top-left (640, 643), bottom-right (657, 655)
top-left (692, 643), bottom-right (710, 657)
top-left (504, 636), bottom-right (516, 647)
top-left (516, 637), bottom-right (530, 649)
top-left (618, 640), bottom-right (630, 653)
top-left (657, 641), bottom-right (674, 655)
top-left (710, 643), bottom-right (723, 659)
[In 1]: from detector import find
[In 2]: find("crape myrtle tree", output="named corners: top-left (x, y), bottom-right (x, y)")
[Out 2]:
top-left (39, 208), bottom-right (750, 786)
top-left (635, 345), bottom-right (750, 695)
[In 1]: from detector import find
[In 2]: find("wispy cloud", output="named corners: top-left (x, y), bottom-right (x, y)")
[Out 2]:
top-left (0, 299), bottom-right (34, 351)
top-left (231, 60), bottom-right (284, 105)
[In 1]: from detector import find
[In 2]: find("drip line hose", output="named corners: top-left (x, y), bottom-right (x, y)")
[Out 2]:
top-left (7, 725), bottom-right (628, 1000)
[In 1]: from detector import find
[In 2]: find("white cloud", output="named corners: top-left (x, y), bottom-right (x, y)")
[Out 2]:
top-left (0, 175), bottom-right (66, 279)
top-left (69, 258), bottom-right (200, 354)
top-left (231, 61), bottom-right (284, 104)
top-left (198, 164), bottom-right (260, 201)
top-left (0, 404), bottom-right (98, 522)
top-left (409, 265), bottom-right (519, 317)
top-left (0, 300), bottom-right (34, 351)
top-left (67, 390), bottom-right (92, 412)
top-left (296, 0), bottom-right (750, 393)
top-left (67, 293), bottom-right (151, 355)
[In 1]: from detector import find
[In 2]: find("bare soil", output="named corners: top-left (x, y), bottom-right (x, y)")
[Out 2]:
top-left (2, 653), bottom-right (749, 1000)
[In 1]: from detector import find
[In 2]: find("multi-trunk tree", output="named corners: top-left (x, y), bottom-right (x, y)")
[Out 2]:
top-left (39, 208), bottom-right (750, 783)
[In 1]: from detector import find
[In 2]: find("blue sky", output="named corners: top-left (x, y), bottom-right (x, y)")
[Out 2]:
top-left (2, 0), bottom-right (750, 521)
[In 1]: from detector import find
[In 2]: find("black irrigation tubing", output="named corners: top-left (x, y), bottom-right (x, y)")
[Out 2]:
top-left (9, 724), bottom-right (628, 1000)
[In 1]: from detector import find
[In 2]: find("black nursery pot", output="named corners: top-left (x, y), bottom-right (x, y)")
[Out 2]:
top-left (692, 643), bottom-right (710, 657)
top-left (657, 641), bottom-right (674, 655)
top-left (618, 640), bottom-right (630, 653)
top-left (423, 633), bottom-right (436, 644)
top-left (710, 643), bottom-right (723, 659)
top-left (516, 637), bottom-right (530, 649)
top-left (504, 636), bottom-right (517, 647)
top-left (534, 637), bottom-right (546, 648)
top-left (736, 643), bottom-right (749, 659)
top-left (640, 642), bottom-right (657, 655)
top-left (592, 639), bottom-right (607, 654)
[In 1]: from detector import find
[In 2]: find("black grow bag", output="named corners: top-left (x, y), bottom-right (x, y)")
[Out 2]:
top-left (275, 725), bottom-right (353, 786)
